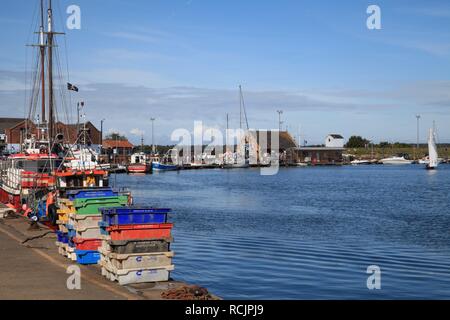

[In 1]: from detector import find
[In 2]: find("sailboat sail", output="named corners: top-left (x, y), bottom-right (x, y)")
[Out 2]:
top-left (428, 128), bottom-right (438, 169)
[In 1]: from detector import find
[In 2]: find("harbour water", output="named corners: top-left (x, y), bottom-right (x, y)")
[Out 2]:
top-left (115, 165), bottom-right (450, 299)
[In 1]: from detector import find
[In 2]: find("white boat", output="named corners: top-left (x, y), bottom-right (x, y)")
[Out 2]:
top-left (419, 157), bottom-right (444, 165)
top-left (380, 156), bottom-right (413, 165)
top-left (295, 162), bottom-right (309, 167)
top-left (426, 128), bottom-right (438, 170)
top-left (351, 159), bottom-right (371, 165)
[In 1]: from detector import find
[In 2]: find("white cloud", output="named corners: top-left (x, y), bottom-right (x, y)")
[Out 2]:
top-left (130, 128), bottom-right (145, 136)
top-left (2, 70), bottom-right (450, 144)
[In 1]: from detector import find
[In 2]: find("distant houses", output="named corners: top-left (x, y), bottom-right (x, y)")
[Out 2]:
top-left (243, 130), bottom-right (345, 165)
top-left (325, 134), bottom-right (345, 148)
top-left (0, 117), bottom-right (101, 154)
top-left (296, 134), bottom-right (345, 165)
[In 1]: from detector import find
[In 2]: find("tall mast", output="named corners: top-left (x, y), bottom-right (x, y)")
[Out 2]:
top-left (39, 0), bottom-right (46, 124)
top-left (226, 113), bottom-right (229, 154)
top-left (239, 85), bottom-right (242, 130)
top-left (47, 0), bottom-right (54, 147)
top-left (239, 85), bottom-right (249, 130)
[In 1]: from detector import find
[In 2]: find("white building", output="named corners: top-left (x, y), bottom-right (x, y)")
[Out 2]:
top-left (325, 134), bottom-right (344, 148)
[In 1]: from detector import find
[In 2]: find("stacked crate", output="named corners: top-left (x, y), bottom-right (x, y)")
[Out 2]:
top-left (55, 188), bottom-right (128, 264)
top-left (56, 197), bottom-right (77, 260)
top-left (99, 207), bottom-right (174, 285)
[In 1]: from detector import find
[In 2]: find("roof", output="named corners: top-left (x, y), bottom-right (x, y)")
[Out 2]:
top-left (328, 134), bottom-right (344, 139)
top-left (0, 118), bottom-right (26, 133)
top-left (103, 139), bottom-right (134, 149)
top-left (249, 130), bottom-right (298, 151)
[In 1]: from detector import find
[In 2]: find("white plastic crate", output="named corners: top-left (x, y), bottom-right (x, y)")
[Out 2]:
top-left (100, 262), bottom-right (174, 285)
top-left (69, 226), bottom-right (102, 239)
top-left (99, 248), bottom-right (173, 270)
top-left (68, 213), bottom-right (102, 229)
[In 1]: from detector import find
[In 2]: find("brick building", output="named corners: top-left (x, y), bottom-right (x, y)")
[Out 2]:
top-left (101, 139), bottom-right (134, 165)
top-left (0, 117), bottom-right (101, 154)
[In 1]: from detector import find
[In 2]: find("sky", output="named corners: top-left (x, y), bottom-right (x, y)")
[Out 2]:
top-left (0, 0), bottom-right (449, 145)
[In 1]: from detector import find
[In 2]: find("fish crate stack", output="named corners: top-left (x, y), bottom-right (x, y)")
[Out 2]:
top-left (55, 188), bottom-right (128, 264)
top-left (99, 207), bottom-right (174, 285)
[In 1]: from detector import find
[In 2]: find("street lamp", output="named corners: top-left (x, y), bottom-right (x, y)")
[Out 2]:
top-left (416, 114), bottom-right (421, 150)
top-left (150, 118), bottom-right (156, 155)
top-left (277, 110), bottom-right (283, 132)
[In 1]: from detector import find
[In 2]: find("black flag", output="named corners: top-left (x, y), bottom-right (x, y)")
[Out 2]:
top-left (67, 83), bottom-right (79, 92)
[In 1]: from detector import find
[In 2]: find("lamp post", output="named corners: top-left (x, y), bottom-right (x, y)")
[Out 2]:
top-left (416, 114), bottom-right (421, 160)
top-left (416, 115), bottom-right (421, 150)
top-left (150, 118), bottom-right (156, 155)
top-left (277, 110), bottom-right (283, 132)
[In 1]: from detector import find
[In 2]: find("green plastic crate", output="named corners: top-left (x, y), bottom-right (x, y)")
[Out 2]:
top-left (73, 196), bottom-right (128, 215)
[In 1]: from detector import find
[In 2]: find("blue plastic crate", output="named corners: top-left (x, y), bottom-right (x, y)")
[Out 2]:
top-left (67, 188), bottom-right (118, 200)
top-left (56, 231), bottom-right (69, 244)
top-left (68, 237), bottom-right (76, 248)
top-left (99, 221), bottom-right (109, 235)
top-left (66, 224), bottom-right (76, 238)
top-left (100, 207), bottom-right (171, 226)
top-left (75, 250), bottom-right (100, 265)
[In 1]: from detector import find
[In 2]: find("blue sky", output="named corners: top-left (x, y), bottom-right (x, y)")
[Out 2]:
top-left (0, 0), bottom-right (450, 145)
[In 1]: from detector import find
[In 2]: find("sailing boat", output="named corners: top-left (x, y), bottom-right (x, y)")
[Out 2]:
top-left (222, 85), bottom-right (250, 169)
top-left (0, 0), bottom-right (108, 221)
top-left (426, 127), bottom-right (438, 170)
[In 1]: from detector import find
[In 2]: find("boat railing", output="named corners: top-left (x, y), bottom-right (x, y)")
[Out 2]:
top-left (0, 168), bottom-right (23, 190)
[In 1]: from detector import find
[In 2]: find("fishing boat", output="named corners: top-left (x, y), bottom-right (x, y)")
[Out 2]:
top-left (127, 152), bottom-right (151, 174)
top-left (0, 0), bottom-right (108, 222)
top-left (380, 155), bottom-right (413, 165)
top-left (152, 162), bottom-right (178, 171)
top-left (152, 149), bottom-right (179, 171)
top-left (426, 127), bottom-right (438, 170)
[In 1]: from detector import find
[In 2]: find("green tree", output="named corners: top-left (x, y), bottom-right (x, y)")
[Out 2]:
top-left (105, 132), bottom-right (127, 141)
top-left (345, 136), bottom-right (370, 148)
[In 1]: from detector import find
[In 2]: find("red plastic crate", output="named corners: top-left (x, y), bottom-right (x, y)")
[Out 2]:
top-left (106, 223), bottom-right (173, 241)
top-left (71, 238), bottom-right (102, 251)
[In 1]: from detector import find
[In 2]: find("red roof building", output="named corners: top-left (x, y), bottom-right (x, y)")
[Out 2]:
top-left (101, 139), bottom-right (134, 164)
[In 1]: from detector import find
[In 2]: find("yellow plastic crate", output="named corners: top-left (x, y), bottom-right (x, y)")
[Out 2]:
top-left (57, 208), bottom-right (74, 222)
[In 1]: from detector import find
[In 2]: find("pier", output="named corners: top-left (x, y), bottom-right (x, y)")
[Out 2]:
top-left (0, 214), bottom-right (219, 300)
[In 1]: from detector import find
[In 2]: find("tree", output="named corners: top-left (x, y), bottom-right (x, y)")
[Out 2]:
top-left (345, 136), bottom-right (370, 148)
top-left (105, 132), bottom-right (127, 141)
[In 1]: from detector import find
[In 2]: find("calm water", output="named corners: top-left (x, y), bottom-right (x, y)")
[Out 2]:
top-left (115, 165), bottom-right (450, 299)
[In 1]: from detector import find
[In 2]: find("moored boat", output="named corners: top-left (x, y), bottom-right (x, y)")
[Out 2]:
top-left (426, 127), bottom-right (439, 170)
top-left (380, 155), bottom-right (413, 165)
top-left (127, 153), bottom-right (151, 174)
top-left (351, 159), bottom-right (371, 165)
top-left (152, 162), bottom-right (178, 171)
top-left (0, 0), bottom-right (108, 222)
